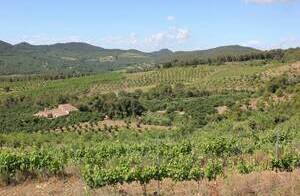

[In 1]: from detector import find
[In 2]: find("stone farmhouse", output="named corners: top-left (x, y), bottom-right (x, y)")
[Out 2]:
top-left (35, 104), bottom-right (78, 118)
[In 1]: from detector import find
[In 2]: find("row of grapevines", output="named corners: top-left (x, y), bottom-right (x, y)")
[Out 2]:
top-left (81, 154), bottom-right (223, 188)
top-left (0, 149), bottom-right (67, 180)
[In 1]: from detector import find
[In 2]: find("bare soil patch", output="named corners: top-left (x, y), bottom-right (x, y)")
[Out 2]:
top-left (216, 106), bottom-right (228, 115)
top-left (1, 170), bottom-right (299, 196)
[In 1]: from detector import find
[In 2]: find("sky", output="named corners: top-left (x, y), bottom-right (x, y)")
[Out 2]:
top-left (0, 0), bottom-right (299, 52)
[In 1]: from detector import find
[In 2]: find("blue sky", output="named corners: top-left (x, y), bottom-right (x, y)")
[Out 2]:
top-left (0, 0), bottom-right (299, 51)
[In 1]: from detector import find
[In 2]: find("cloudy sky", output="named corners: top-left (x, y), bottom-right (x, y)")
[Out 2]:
top-left (0, 0), bottom-right (299, 51)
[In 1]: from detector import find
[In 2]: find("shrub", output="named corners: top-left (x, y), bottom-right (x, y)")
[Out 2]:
top-left (237, 160), bottom-right (254, 174)
top-left (271, 153), bottom-right (300, 172)
top-left (204, 161), bottom-right (223, 181)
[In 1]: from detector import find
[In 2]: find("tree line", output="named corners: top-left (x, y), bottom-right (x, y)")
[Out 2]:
top-left (162, 49), bottom-right (285, 68)
top-left (0, 72), bottom-right (93, 83)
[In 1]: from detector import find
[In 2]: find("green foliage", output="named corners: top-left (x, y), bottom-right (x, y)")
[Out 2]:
top-left (266, 75), bottom-right (289, 93)
top-left (271, 153), bottom-right (300, 172)
top-left (203, 137), bottom-right (242, 157)
top-left (141, 112), bottom-right (172, 126)
top-left (204, 161), bottom-right (223, 181)
top-left (0, 41), bottom-right (154, 75)
top-left (237, 160), bottom-right (254, 174)
top-left (0, 109), bottom-right (101, 132)
top-left (86, 92), bottom-right (145, 118)
top-left (248, 112), bottom-right (275, 131)
top-left (0, 149), bottom-right (66, 184)
top-left (0, 50), bottom-right (300, 190)
top-left (0, 42), bottom-right (262, 75)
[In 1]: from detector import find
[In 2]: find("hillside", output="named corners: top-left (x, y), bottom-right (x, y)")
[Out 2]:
top-left (0, 41), bottom-right (153, 75)
top-left (0, 41), bottom-right (260, 75)
top-left (0, 59), bottom-right (299, 195)
top-left (1, 42), bottom-right (299, 196)
top-left (159, 45), bottom-right (261, 62)
top-left (0, 41), bottom-right (12, 52)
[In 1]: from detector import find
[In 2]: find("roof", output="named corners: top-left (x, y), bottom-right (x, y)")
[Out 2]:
top-left (34, 104), bottom-right (78, 119)
top-left (58, 104), bottom-right (78, 112)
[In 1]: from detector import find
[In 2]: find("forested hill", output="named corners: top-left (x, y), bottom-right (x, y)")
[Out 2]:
top-left (0, 41), bottom-right (153, 75)
top-left (0, 40), bottom-right (260, 75)
top-left (158, 45), bottom-right (261, 62)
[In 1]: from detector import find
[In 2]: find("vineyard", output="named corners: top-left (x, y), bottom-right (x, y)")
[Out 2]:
top-left (0, 62), bottom-right (280, 100)
top-left (0, 116), bottom-right (299, 194)
top-left (49, 119), bottom-right (169, 134)
top-left (90, 66), bottom-right (216, 93)
top-left (0, 61), bottom-right (300, 195)
top-left (2, 0), bottom-right (300, 192)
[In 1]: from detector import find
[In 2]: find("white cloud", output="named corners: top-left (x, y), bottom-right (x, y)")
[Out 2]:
top-left (99, 27), bottom-right (190, 51)
top-left (99, 34), bottom-right (137, 48)
top-left (147, 32), bottom-right (168, 44)
top-left (128, 33), bottom-right (138, 45)
top-left (175, 28), bottom-right (190, 42)
top-left (166, 15), bottom-right (175, 21)
top-left (275, 37), bottom-right (300, 49)
top-left (247, 40), bottom-right (261, 45)
top-left (241, 40), bottom-right (263, 48)
top-left (245, 0), bottom-right (295, 4)
top-left (144, 27), bottom-right (190, 50)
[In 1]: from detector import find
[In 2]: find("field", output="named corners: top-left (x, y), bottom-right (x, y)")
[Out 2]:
top-left (0, 60), bottom-right (300, 195)
top-left (0, 61), bottom-right (285, 99)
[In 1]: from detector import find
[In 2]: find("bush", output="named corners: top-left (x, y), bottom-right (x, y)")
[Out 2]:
top-left (237, 160), bottom-right (254, 174)
top-left (203, 137), bottom-right (242, 157)
top-left (204, 161), bottom-right (223, 181)
top-left (142, 112), bottom-right (172, 126)
top-left (271, 153), bottom-right (300, 172)
top-left (266, 75), bottom-right (289, 93)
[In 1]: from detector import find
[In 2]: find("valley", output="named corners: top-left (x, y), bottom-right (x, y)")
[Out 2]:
top-left (0, 51), bottom-right (299, 195)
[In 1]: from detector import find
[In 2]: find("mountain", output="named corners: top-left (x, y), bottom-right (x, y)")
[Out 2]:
top-left (151, 49), bottom-right (174, 57)
top-left (50, 42), bottom-right (105, 52)
top-left (0, 41), bottom-right (154, 75)
top-left (0, 41), bottom-right (261, 75)
top-left (0, 41), bottom-right (13, 52)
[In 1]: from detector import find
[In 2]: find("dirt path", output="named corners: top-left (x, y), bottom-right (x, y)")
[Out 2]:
top-left (1, 169), bottom-right (300, 196)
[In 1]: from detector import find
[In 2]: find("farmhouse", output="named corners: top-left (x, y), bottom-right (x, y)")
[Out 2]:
top-left (34, 104), bottom-right (78, 118)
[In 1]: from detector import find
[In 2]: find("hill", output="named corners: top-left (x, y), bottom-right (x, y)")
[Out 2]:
top-left (0, 41), bottom-right (154, 75)
top-left (0, 59), bottom-right (299, 194)
top-left (0, 41), bottom-right (260, 75)
top-left (0, 41), bottom-right (13, 52)
top-left (160, 45), bottom-right (261, 62)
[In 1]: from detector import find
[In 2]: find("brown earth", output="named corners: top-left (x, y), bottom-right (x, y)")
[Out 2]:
top-left (1, 169), bottom-right (300, 196)
top-left (216, 106), bottom-right (228, 115)
top-left (261, 61), bottom-right (300, 80)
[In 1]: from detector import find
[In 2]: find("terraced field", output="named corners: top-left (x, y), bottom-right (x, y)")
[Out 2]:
top-left (1, 62), bottom-right (292, 100)
top-left (89, 66), bottom-right (216, 93)
top-left (50, 119), bottom-right (169, 134)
